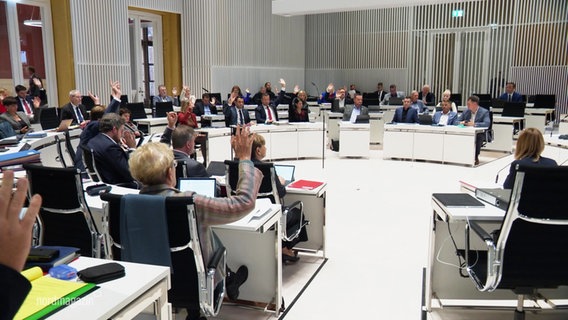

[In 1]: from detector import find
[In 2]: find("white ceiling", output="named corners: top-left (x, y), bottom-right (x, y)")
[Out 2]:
top-left (272, 0), bottom-right (473, 16)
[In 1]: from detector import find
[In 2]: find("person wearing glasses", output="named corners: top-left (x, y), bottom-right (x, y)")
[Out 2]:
top-left (60, 89), bottom-right (89, 127)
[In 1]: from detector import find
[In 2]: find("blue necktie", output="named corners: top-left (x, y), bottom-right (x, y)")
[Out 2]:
top-left (76, 107), bottom-right (84, 122)
top-left (238, 109), bottom-right (244, 125)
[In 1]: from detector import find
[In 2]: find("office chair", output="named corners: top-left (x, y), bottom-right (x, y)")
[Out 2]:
top-left (462, 165), bottom-right (568, 320)
top-left (224, 160), bottom-right (308, 243)
top-left (481, 111), bottom-right (494, 148)
top-left (155, 101), bottom-right (174, 118)
top-left (175, 159), bottom-right (189, 184)
top-left (64, 130), bottom-right (77, 167)
top-left (39, 107), bottom-right (59, 130)
top-left (80, 145), bottom-right (101, 182)
top-left (54, 136), bottom-right (68, 168)
top-left (23, 163), bottom-right (102, 258)
top-left (126, 102), bottom-right (147, 120)
top-left (99, 193), bottom-right (226, 317)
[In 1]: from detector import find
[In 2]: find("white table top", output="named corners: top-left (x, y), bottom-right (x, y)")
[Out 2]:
top-left (432, 195), bottom-right (505, 222)
top-left (51, 257), bottom-right (170, 319)
top-left (385, 123), bottom-right (487, 134)
top-left (212, 198), bottom-right (282, 232)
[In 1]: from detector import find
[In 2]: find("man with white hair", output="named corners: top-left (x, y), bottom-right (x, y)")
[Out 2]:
top-left (60, 89), bottom-right (89, 126)
top-left (418, 84), bottom-right (435, 106)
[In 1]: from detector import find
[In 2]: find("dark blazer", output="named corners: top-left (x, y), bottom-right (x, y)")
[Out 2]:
top-left (0, 264), bottom-right (31, 320)
top-left (173, 150), bottom-right (209, 178)
top-left (194, 101), bottom-right (218, 116)
top-left (87, 133), bottom-right (134, 185)
top-left (60, 103), bottom-right (89, 124)
top-left (418, 92), bottom-right (436, 105)
top-left (331, 97), bottom-right (353, 113)
top-left (223, 104), bottom-right (251, 127)
top-left (342, 105), bottom-right (369, 122)
top-left (0, 112), bottom-right (32, 134)
top-left (254, 104), bottom-right (279, 123)
top-left (499, 92), bottom-right (523, 102)
top-left (16, 96), bottom-right (39, 123)
top-left (459, 107), bottom-right (491, 127)
top-left (373, 90), bottom-right (388, 102)
top-left (503, 157), bottom-right (557, 189)
top-left (252, 158), bottom-right (286, 199)
top-left (432, 111), bottom-right (459, 125)
top-left (392, 107), bottom-right (418, 123)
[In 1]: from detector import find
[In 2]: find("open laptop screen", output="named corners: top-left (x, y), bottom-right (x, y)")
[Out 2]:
top-left (274, 164), bottom-right (295, 185)
top-left (178, 178), bottom-right (216, 197)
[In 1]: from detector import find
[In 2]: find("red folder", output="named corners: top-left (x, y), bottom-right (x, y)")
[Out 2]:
top-left (288, 179), bottom-right (324, 190)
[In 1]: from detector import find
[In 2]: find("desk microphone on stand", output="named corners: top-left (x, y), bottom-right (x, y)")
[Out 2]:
top-left (311, 82), bottom-right (320, 100)
top-left (202, 87), bottom-right (210, 93)
top-left (310, 82), bottom-right (326, 169)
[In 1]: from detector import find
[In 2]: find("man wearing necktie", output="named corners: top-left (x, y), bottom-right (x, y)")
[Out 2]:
top-left (499, 82), bottom-right (523, 103)
top-left (224, 96), bottom-right (250, 126)
top-left (60, 89), bottom-right (89, 126)
top-left (254, 93), bottom-right (279, 124)
top-left (15, 85), bottom-right (39, 123)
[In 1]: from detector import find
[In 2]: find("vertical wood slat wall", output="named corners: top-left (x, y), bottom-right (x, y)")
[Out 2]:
top-left (305, 0), bottom-right (567, 115)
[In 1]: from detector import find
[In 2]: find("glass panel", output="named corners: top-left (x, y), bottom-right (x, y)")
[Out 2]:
top-left (17, 3), bottom-right (47, 103)
top-left (0, 1), bottom-right (14, 93)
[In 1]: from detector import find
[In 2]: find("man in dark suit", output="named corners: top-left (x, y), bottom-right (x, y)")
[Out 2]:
top-left (255, 93), bottom-right (279, 124)
top-left (418, 84), bottom-right (436, 106)
top-left (342, 94), bottom-right (369, 123)
top-left (224, 96), bottom-right (250, 126)
top-left (194, 93), bottom-right (218, 116)
top-left (373, 82), bottom-right (388, 102)
top-left (87, 113), bottom-right (137, 185)
top-left (60, 89), bottom-right (89, 125)
top-left (331, 88), bottom-right (353, 112)
top-left (459, 95), bottom-right (491, 165)
top-left (499, 82), bottom-right (523, 102)
top-left (15, 85), bottom-right (40, 123)
top-left (392, 96), bottom-right (419, 124)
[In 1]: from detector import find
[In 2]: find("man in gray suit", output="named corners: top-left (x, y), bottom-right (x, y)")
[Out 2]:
top-left (342, 93), bottom-right (368, 123)
top-left (459, 95), bottom-right (491, 165)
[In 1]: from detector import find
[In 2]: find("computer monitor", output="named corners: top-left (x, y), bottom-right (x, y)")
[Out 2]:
top-left (491, 99), bottom-right (505, 109)
top-left (363, 97), bottom-right (380, 107)
top-left (478, 99), bottom-right (491, 110)
top-left (154, 101), bottom-right (173, 117)
top-left (474, 94), bottom-right (491, 101)
top-left (418, 114), bottom-right (433, 125)
top-left (178, 177), bottom-right (216, 197)
top-left (534, 94), bottom-right (556, 108)
top-left (450, 93), bottom-right (462, 106)
top-left (274, 164), bottom-right (295, 186)
top-left (355, 114), bottom-right (370, 124)
top-left (389, 97), bottom-right (403, 105)
top-left (502, 102), bottom-right (526, 117)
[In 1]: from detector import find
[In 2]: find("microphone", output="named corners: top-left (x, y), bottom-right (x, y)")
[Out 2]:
top-left (311, 82), bottom-right (320, 98)
top-left (495, 161), bottom-right (513, 184)
top-left (202, 87), bottom-right (209, 93)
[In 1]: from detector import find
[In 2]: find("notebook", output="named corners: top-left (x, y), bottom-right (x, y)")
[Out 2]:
top-left (274, 164), bottom-right (295, 186)
top-left (418, 114), bottom-right (433, 125)
top-left (178, 177), bottom-right (216, 197)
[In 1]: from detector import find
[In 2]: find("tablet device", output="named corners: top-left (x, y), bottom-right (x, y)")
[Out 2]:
top-left (178, 177), bottom-right (216, 197)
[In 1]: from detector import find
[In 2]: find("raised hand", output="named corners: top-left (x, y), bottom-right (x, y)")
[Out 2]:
top-left (87, 90), bottom-right (100, 105)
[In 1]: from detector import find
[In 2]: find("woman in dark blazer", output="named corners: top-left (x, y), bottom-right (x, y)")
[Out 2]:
top-left (0, 96), bottom-right (33, 134)
top-left (503, 128), bottom-right (557, 189)
top-left (288, 98), bottom-right (309, 122)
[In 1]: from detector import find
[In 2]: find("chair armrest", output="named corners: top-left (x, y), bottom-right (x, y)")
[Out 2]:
top-left (207, 246), bottom-right (226, 269)
top-left (283, 200), bottom-right (302, 211)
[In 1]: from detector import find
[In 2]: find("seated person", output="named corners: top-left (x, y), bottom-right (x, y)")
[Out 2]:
top-left (160, 112), bottom-right (209, 178)
top-left (342, 94), bottom-right (368, 123)
top-left (194, 93), bottom-right (217, 117)
top-left (87, 113), bottom-right (137, 186)
top-left (128, 126), bottom-right (262, 312)
top-left (119, 108), bottom-right (142, 137)
top-left (503, 128), bottom-right (557, 189)
top-left (251, 135), bottom-right (308, 263)
top-left (177, 101), bottom-right (208, 164)
top-left (380, 84), bottom-right (404, 105)
top-left (224, 96), bottom-right (250, 127)
top-left (152, 84), bottom-right (177, 106)
top-left (410, 90), bottom-right (427, 113)
top-left (289, 98), bottom-right (309, 122)
top-left (419, 84), bottom-right (436, 106)
top-left (436, 89), bottom-right (457, 113)
top-left (254, 93), bottom-right (278, 124)
top-left (60, 89), bottom-right (89, 126)
top-left (15, 85), bottom-right (40, 123)
top-left (499, 82), bottom-right (523, 102)
top-left (459, 95), bottom-right (491, 166)
top-left (331, 87), bottom-right (352, 113)
top-left (432, 100), bottom-right (458, 126)
top-left (226, 85), bottom-right (251, 105)
top-left (392, 96), bottom-right (418, 123)
top-left (0, 97), bottom-right (34, 134)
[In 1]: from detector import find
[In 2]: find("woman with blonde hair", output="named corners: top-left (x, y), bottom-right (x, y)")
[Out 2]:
top-left (503, 127), bottom-right (557, 189)
top-left (436, 89), bottom-right (457, 113)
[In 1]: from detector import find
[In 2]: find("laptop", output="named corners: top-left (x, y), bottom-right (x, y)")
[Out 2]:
top-left (502, 102), bottom-right (526, 117)
top-left (418, 114), bottom-right (433, 125)
top-left (178, 177), bottom-right (217, 197)
top-left (274, 164), bottom-right (295, 186)
top-left (389, 97), bottom-right (403, 105)
top-left (54, 119), bottom-right (73, 132)
top-left (355, 114), bottom-right (370, 124)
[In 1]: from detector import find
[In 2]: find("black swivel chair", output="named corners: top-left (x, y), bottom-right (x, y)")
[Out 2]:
top-left (155, 101), bottom-right (174, 118)
top-left (99, 193), bottom-right (226, 317)
top-left (463, 165), bottom-right (568, 320)
top-left (39, 107), bottom-right (59, 130)
top-left (481, 111), bottom-right (494, 148)
top-left (126, 102), bottom-right (148, 120)
top-left (80, 145), bottom-right (101, 182)
top-left (23, 163), bottom-right (102, 257)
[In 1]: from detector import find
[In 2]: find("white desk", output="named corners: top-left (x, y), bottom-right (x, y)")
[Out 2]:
top-left (135, 117), bottom-right (168, 135)
top-left (200, 114), bottom-right (226, 128)
top-left (425, 192), bottom-right (568, 312)
top-left (196, 127), bottom-right (232, 167)
top-left (383, 124), bottom-right (486, 166)
top-left (212, 201), bottom-right (283, 316)
top-left (491, 107), bottom-right (554, 133)
top-left (338, 122), bottom-right (370, 158)
top-left (284, 181), bottom-right (327, 257)
top-left (559, 114), bottom-right (568, 134)
top-left (485, 116), bottom-right (524, 153)
top-left (369, 112), bottom-right (385, 144)
top-left (325, 111), bottom-right (343, 143)
top-left (51, 257), bottom-right (171, 319)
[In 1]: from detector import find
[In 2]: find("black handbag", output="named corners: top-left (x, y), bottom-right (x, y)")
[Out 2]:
top-left (77, 262), bottom-right (125, 284)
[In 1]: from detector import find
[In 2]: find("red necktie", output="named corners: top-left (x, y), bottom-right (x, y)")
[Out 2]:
top-left (23, 99), bottom-right (32, 115)
top-left (266, 106), bottom-right (272, 121)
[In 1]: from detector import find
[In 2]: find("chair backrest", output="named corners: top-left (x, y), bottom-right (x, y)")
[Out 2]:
top-left (80, 145), bottom-right (101, 182)
top-left (492, 165), bottom-right (568, 290)
top-left (23, 163), bottom-right (101, 257)
top-left (39, 107), bottom-right (60, 130)
top-left (64, 130), bottom-right (77, 165)
top-left (99, 193), bottom-right (225, 316)
top-left (224, 160), bottom-right (280, 204)
top-left (175, 159), bottom-right (189, 182)
top-left (54, 136), bottom-right (68, 168)
top-left (126, 102), bottom-right (147, 120)
top-left (155, 101), bottom-right (173, 117)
